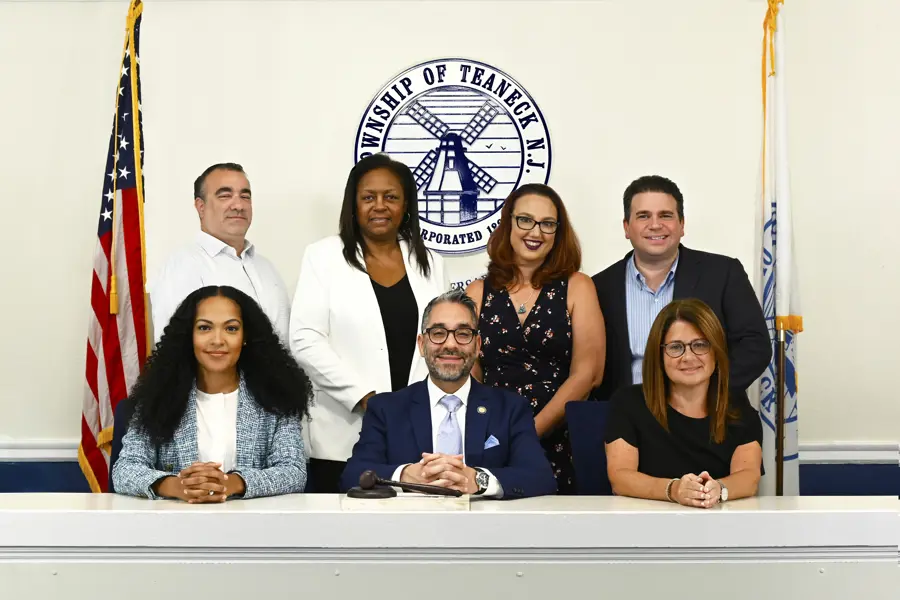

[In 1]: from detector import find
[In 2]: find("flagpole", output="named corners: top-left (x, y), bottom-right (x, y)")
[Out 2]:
top-left (775, 328), bottom-right (786, 495)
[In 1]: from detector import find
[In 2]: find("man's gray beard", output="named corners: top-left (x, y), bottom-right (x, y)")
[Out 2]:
top-left (426, 354), bottom-right (476, 382)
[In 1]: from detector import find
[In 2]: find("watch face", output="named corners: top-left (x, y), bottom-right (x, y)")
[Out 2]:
top-left (476, 471), bottom-right (489, 489)
top-left (720, 485), bottom-right (728, 502)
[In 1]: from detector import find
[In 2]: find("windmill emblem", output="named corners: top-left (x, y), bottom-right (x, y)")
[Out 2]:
top-left (354, 59), bottom-right (552, 255)
top-left (405, 97), bottom-right (500, 223)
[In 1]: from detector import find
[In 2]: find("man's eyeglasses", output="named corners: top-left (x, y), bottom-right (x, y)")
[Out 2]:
top-left (661, 339), bottom-right (711, 358)
top-left (423, 326), bottom-right (477, 345)
top-left (514, 215), bottom-right (559, 234)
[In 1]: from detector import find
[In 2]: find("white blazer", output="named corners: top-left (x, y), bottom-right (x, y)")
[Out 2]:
top-left (289, 235), bottom-right (448, 461)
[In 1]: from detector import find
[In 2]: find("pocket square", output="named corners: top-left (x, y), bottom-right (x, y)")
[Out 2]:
top-left (484, 435), bottom-right (499, 450)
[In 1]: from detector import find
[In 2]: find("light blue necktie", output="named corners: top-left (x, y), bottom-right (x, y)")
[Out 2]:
top-left (436, 395), bottom-right (463, 455)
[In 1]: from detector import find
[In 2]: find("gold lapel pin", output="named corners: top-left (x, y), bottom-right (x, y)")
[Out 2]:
top-left (477, 406), bottom-right (487, 414)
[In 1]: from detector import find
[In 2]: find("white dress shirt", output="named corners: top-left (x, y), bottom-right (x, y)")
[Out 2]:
top-left (391, 377), bottom-right (503, 498)
top-left (150, 231), bottom-right (291, 345)
top-left (194, 388), bottom-right (239, 473)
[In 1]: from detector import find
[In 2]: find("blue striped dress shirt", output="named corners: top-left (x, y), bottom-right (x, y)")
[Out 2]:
top-left (625, 253), bottom-right (679, 383)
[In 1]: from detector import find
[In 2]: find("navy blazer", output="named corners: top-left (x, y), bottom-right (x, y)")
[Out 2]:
top-left (340, 378), bottom-right (557, 499)
top-left (592, 244), bottom-right (771, 402)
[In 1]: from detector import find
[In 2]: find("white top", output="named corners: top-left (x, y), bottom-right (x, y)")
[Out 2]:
top-left (194, 388), bottom-right (239, 473)
top-left (149, 231), bottom-right (291, 345)
top-left (391, 377), bottom-right (502, 498)
top-left (289, 235), bottom-right (448, 461)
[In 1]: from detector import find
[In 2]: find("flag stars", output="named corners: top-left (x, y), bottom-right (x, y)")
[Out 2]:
top-left (101, 208), bottom-right (112, 221)
top-left (108, 170), bottom-right (116, 181)
top-left (118, 86), bottom-right (124, 96)
top-left (122, 112), bottom-right (129, 122)
top-left (105, 190), bottom-right (114, 203)
top-left (119, 135), bottom-right (130, 150)
top-left (121, 65), bottom-right (129, 78)
top-left (119, 166), bottom-right (130, 180)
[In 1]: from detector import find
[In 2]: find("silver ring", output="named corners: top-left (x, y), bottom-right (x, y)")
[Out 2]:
top-left (208, 490), bottom-right (214, 496)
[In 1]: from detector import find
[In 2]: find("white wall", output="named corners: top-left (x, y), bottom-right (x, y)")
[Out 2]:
top-left (0, 0), bottom-right (896, 452)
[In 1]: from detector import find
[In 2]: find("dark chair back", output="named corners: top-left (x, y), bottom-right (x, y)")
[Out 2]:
top-left (107, 397), bottom-right (136, 493)
top-left (566, 400), bottom-right (613, 495)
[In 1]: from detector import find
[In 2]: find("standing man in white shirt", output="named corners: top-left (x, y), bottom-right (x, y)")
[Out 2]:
top-left (150, 163), bottom-right (290, 345)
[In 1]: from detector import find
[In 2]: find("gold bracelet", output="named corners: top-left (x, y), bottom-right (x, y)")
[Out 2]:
top-left (665, 478), bottom-right (678, 502)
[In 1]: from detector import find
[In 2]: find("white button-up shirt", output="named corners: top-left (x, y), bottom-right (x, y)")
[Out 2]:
top-left (194, 388), bottom-right (239, 473)
top-left (150, 231), bottom-right (290, 345)
top-left (391, 377), bottom-right (502, 498)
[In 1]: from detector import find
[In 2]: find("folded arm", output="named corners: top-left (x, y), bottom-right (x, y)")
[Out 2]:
top-left (230, 415), bottom-right (308, 499)
top-left (111, 421), bottom-right (172, 500)
top-left (722, 258), bottom-right (772, 389)
top-left (486, 395), bottom-right (557, 499)
top-left (340, 397), bottom-right (405, 491)
top-left (289, 248), bottom-right (373, 413)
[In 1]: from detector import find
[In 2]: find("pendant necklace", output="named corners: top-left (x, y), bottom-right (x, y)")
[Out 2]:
top-left (515, 286), bottom-right (538, 314)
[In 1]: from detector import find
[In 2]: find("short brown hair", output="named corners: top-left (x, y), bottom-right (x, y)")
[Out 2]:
top-left (485, 184), bottom-right (581, 289)
top-left (642, 298), bottom-right (736, 443)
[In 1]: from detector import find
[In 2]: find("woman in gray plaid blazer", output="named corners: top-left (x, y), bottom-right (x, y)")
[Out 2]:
top-left (113, 285), bottom-right (311, 502)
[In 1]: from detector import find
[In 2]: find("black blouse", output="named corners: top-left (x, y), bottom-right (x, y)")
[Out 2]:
top-left (371, 274), bottom-right (418, 393)
top-left (604, 384), bottom-right (763, 480)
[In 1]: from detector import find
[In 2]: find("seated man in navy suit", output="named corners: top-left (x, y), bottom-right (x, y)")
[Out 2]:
top-left (340, 290), bottom-right (557, 499)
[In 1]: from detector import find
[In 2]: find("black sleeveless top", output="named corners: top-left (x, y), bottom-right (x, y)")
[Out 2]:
top-left (371, 274), bottom-right (418, 392)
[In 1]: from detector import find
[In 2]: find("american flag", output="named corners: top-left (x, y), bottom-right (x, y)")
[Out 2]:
top-left (79, 0), bottom-right (150, 493)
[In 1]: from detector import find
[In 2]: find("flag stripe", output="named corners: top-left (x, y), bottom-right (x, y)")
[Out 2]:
top-left (85, 342), bottom-right (99, 412)
top-left (122, 188), bottom-right (148, 367)
top-left (80, 0), bottom-right (148, 492)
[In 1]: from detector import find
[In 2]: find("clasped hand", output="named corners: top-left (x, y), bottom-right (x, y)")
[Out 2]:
top-left (400, 453), bottom-right (478, 495)
top-left (158, 461), bottom-right (243, 504)
top-left (671, 471), bottom-right (721, 509)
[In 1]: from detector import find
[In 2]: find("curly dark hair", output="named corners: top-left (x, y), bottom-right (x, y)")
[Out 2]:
top-left (131, 285), bottom-right (311, 444)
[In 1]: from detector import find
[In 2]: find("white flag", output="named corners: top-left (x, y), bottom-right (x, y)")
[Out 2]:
top-left (758, 0), bottom-right (803, 496)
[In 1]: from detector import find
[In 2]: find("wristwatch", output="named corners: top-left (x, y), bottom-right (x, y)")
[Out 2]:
top-left (473, 467), bottom-right (489, 495)
top-left (717, 480), bottom-right (728, 503)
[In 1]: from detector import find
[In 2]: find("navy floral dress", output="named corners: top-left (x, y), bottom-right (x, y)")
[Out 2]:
top-left (478, 278), bottom-right (575, 494)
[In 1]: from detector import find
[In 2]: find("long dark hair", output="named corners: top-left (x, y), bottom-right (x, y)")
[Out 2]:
top-left (338, 153), bottom-right (431, 277)
top-left (131, 286), bottom-right (312, 444)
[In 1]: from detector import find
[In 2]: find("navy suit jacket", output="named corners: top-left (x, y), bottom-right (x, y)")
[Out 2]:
top-left (592, 244), bottom-right (771, 402)
top-left (340, 378), bottom-right (557, 499)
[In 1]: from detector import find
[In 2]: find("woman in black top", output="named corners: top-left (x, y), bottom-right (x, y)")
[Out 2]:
top-left (605, 298), bottom-right (763, 508)
top-left (288, 154), bottom-right (446, 493)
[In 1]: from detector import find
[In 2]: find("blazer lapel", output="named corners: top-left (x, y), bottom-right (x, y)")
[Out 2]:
top-left (177, 388), bottom-right (200, 467)
top-left (611, 254), bottom-right (633, 365)
top-left (402, 240), bottom-right (430, 385)
top-left (234, 378), bottom-right (260, 467)
top-left (673, 245), bottom-right (700, 299)
top-left (410, 382), bottom-right (433, 455)
top-left (464, 380), bottom-right (489, 466)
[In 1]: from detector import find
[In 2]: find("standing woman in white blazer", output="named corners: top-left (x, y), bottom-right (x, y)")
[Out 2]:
top-left (289, 153), bottom-right (448, 492)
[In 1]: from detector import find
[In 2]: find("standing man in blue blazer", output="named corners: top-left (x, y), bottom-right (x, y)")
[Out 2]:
top-left (340, 290), bottom-right (557, 499)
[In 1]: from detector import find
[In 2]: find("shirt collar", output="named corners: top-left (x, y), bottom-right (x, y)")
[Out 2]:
top-left (427, 376), bottom-right (472, 408)
top-left (627, 251), bottom-right (680, 286)
top-left (196, 230), bottom-right (254, 258)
